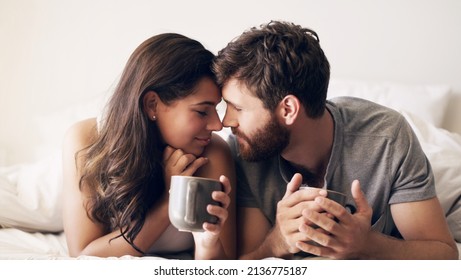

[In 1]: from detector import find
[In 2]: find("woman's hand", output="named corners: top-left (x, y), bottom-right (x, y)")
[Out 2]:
top-left (192, 175), bottom-right (232, 258)
top-left (162, 145), bottom-right (209, 189)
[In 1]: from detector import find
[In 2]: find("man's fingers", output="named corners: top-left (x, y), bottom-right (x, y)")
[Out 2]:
top-left (351, 179), bottom-right (372, 216)
top-left (283, 173), bottom-right (303, 199)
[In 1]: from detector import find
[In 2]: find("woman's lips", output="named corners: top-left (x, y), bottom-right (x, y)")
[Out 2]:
top-left (195, 136), bottom-right (212, 145)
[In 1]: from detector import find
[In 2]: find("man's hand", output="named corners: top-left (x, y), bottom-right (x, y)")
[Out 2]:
top-left (297, 180), bottom-right (373, 259)
top-left (269, 173), bottom-right (328, 257)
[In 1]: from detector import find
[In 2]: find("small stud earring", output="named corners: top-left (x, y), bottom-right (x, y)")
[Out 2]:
top-left (152, 115), bottom-right (157, 121)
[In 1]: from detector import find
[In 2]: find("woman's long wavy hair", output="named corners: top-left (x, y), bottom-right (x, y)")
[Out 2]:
top-left (77, 33), bottom-right (214, 253)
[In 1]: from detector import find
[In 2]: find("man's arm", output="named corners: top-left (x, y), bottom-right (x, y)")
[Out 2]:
top-left (238, 207), bottom-right (307, 259)
top-left (382, 197), bottom-right (458, 259)
top-left (237, 207), bottom-right (273, 259)
top-left (298, 180), bottom-right (459, 259)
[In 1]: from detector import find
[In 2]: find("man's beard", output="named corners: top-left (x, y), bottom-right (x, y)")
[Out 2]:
top-left (232, 115), bottom-right (290, 162)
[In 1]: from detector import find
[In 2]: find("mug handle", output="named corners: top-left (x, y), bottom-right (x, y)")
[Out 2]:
top-left (184, 180), bottom-right (198, 224)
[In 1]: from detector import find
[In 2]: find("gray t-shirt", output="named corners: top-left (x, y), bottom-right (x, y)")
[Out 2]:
top-left (231, 97), bottom-right (436, 235)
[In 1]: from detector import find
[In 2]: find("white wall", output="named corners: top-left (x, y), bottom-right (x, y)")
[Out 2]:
top-left (1, 0), bottom-right (461, 165)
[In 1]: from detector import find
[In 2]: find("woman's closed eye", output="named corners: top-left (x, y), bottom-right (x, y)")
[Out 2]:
top-left (195, 110), bottom-right (208, 117)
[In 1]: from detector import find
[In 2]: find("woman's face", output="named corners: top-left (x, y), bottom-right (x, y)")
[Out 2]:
top-left (155, 77), bottom-right (223, 156)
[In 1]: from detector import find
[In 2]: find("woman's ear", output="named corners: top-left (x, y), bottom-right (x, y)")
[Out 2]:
top-left (143, 91), bottom-right (158, 120)
top-left (278, 95), bottom-right (300, 126)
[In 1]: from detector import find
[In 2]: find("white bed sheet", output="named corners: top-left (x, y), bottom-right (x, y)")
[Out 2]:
top-left (1, 227), bottom-right (460, 260)
top-left (0, 228), bottom-right (193, 260)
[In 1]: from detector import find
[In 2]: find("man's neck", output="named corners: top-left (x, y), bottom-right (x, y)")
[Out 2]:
top-left (281, 109), bottom-right (334, 185)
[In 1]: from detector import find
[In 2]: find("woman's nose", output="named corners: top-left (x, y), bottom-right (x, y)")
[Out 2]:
top-left (208, 110), bottom-right (223, 131)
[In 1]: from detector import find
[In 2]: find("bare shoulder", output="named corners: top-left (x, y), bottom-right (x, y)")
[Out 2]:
top-left (63, 118), bottom-right (98, 150)
top-left (202, 133), bottom-right (232, 161)
top-left (62, 118), bottom-right (99, 169)
top-left (195, 133), bottom-right (234, 180)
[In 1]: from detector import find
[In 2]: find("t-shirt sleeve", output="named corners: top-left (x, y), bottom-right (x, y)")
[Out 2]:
top-left (388, 116), bottom-right (436, 204)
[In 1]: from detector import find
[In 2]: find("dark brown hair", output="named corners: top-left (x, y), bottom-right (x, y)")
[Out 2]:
top-left (78, 33), bottom-right (214, 253)
top-left (213, 20), bottom-right (330, 118)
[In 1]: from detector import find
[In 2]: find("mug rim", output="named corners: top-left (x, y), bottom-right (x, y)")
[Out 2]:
top-left (299, 186), bottom-right (347, 197)
top-left (171, 175), bottom-right (220, 183)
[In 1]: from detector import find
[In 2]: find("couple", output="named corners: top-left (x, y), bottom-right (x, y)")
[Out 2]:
top-left (62, 21), bottom-right (458, 260)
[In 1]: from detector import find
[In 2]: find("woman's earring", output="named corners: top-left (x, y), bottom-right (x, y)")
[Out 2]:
top-left (152, 115), bottom-right (157, 121)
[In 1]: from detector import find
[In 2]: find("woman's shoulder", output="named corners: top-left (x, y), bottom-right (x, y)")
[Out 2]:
top-left (203, 133), bottom-right (232, 160)
top-left (194, 133), bottom-right (234, 180)
top-left (63, 118), bottom-right (98, 151)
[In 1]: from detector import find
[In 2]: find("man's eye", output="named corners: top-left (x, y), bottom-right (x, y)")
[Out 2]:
top-left (196, 111), bottom-right (207, 116)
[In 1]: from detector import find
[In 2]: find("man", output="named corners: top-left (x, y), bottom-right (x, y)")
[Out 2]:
top-left (212, 21), bottom-right (458, 259)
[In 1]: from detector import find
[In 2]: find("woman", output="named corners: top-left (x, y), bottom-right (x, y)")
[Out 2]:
top-left (62, 33), bottom-right (236, 259)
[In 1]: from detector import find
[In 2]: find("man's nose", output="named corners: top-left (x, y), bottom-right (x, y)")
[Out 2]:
top-left (222, 109), bottom-right (237, 128)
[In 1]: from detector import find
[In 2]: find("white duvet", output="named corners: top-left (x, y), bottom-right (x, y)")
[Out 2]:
top-left (1, 111), bottom-right (460, 259)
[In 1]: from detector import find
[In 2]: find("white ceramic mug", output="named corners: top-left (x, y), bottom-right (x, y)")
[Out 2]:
top-left (168, 175), bottom-right (222, 232)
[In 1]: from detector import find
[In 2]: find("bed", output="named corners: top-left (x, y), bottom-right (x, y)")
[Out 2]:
top-left (1, 79), bottom-right (460, 259)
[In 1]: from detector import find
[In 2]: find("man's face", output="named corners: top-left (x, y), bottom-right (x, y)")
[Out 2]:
top-left (221, 78), bottom-right (289, 161)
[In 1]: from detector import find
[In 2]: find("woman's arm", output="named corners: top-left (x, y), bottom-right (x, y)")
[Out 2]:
top-left (62, 118), bottom-right (172, 257)
top-left (192, 134), bottom-right (237, 259)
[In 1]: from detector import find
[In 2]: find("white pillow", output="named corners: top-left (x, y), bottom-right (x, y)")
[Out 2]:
top-left (0, 153), bottom-right (63, 232)
top-left (328, 79), bottom-right (451, 127)
top-left (401, 110), bottom-right (461, 242)
top-left (32, 92), bottom-right (109, 163)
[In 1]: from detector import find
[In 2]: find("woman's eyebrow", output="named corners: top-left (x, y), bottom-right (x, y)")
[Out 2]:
top-left (191, 101), bottom-right (217, 106)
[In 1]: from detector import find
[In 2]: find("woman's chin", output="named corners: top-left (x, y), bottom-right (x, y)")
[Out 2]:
top-left (183, 146), bottom-right (206, 157)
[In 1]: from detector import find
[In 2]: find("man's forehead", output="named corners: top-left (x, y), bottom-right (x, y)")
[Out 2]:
top-left (223, 78), bottom-right (248, 91)
top-left (222, 84), bottom-right (267, 113)
top-left (222, 78), bottom-right (253, 100)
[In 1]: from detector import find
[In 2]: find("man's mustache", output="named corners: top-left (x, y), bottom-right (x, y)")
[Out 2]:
top-left (231, 128), bottom-right (249, 142)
